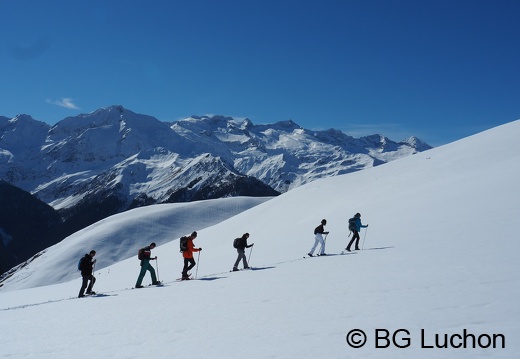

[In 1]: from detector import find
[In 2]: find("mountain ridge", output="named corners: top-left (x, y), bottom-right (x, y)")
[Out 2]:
top-left (1, 105), bottom-right (431, 205)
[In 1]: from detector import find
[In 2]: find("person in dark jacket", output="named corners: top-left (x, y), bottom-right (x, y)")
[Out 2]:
top-left (181, 232), bottom-right (202, 280)
top-left (346, 213), bottom-right (368, 251)
top-left (135, 242), bottom-right (160, 288)
top-left (232, 233), bottom-right (254, 271)
top-left (308, 219), bottom-right (329, 257)
top-left (78, 250), bottom-right (97, 297)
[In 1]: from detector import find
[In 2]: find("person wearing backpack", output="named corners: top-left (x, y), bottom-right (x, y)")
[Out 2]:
top-left (345, 213), bottom-right (368, 251)
top-left (308, 219), bottom-right (329, 257)
top-left (78, 250), bottom-right (97, 297)
top-left (135, 242), bottom-right (160, 288)
top-left (181, 232), bottom-right (202, 280)
top-left (232, 233), bottom-right (254, 271)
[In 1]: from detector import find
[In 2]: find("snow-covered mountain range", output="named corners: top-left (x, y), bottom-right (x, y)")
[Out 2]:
top-left (1, 105), bottom-right (430, 209)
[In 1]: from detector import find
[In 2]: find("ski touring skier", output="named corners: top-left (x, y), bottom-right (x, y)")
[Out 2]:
top-left (308, 219), bottom-right (329, 257)
top-left (181, 231), bottom-right (202, 280)
top-left (345, 213), bottom-right (368, 251)
top-left (135, 242), bottom-right (160, 288)
top-left (232, 232), bottom-right (254, 271)
top-left (78, 250), bottom-right (97, 297)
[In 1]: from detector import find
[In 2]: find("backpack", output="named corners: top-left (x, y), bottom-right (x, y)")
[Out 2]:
top-left (348, 217), bottom-right (356, 232)
top-left (77, 256), bottom-right (85, 271)
top-left (138, 248), bottom-right (145, 260)
top-left (179, 236), bottom-right (188, 252)
top-left (233, 237), bottom-right (242, 249)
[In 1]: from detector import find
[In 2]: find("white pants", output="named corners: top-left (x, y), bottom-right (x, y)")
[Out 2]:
top-left (309, 233), bottom-right (325, 255)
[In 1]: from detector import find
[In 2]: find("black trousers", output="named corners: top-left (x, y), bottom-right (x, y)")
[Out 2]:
top-left (182, 258), bottom-right (196, 277)
top-left (79, 274), bottom-right (96, 296)
top-left (347, 231), bottom-right (360, 250)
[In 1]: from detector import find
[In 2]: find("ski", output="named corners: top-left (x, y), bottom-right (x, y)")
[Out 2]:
top-left (78, 292), bottom-right (110, 298)
top-left (132, 282), bottom-right (165, 289)
top-left (340, 250), bottom-right (359, 254)
top-left (229, 267), bottom-right (253, 272)
top-left (87, 293), bottom-right (111, 297)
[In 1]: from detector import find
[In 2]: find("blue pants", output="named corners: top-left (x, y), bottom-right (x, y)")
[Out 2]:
top-left (136, 260), bottom-right (157, 286)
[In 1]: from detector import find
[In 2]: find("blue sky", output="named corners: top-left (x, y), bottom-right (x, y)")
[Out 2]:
top-left (1, 0), bottom-right (519, 146)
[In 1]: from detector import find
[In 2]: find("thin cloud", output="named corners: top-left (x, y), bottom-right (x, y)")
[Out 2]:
top-left (46, 98), bottom-right (81, 110)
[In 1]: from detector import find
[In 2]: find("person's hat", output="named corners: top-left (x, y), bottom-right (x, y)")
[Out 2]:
top-left (191, 231), bottom-right (198, 237)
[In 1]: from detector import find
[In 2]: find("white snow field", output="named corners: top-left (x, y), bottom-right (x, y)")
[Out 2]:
top-left (1, 120), bottom-right (519, 359)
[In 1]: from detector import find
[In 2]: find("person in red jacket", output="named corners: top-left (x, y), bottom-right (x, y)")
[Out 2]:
top-left (181, 231), bottom-right (202, 280)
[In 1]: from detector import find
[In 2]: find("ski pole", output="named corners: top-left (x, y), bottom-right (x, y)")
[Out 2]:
top-left (92, 260), bottom-right (96, 290)
top-left (195, 251), bottom-right (201, 279)
top-left (361, 227), bottom-right (368, 250)
top-left (248, 245), bottom-right (254, 266)
top-left (155, 257), bottom-right (160, 281)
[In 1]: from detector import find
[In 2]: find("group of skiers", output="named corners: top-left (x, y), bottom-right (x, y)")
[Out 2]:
top-left (78, 213), bottom-right (367, 297)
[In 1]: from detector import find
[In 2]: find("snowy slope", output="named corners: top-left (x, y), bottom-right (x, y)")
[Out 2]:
top-left (0, 196), bottom-right (271, 290)
top-left (0, 121), bottom-right (519, 359)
